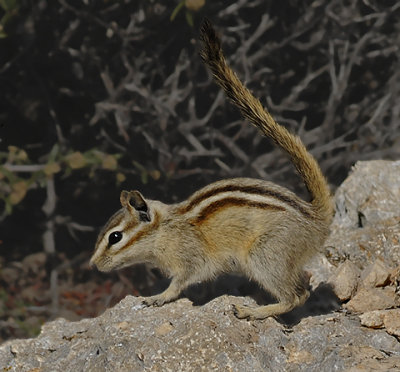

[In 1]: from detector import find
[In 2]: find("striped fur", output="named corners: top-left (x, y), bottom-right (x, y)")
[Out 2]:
top-left (90, 21), bottom-right (333, 320)
top-left (177, 178), bottom-right (313, 219)
top-left (193, 197), bottom-right (285, 224)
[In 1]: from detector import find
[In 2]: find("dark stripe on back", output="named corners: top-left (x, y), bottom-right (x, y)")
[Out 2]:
top-left (194, 197), bottom-right (285, 224)
top-left (179, 183), bottom-right (312, 218)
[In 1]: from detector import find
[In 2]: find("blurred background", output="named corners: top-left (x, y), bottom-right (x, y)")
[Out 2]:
top-left (0, 0), bottom-right (399, 341)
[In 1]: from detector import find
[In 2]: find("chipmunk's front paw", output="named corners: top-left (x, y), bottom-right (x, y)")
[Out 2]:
top-left (143, 295), bottom-right (167, 307)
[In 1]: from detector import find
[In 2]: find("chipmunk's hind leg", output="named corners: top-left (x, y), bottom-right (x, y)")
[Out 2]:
top-left (233, 290), bottom-right (309, 320)
top-left (234, 237), bottom-right (310, 320)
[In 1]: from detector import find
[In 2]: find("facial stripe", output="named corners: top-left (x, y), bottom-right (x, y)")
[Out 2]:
top-left (110, 212), bottom-right (161, 255)
top-left (100, 210), bottom-right (124, 236)
top-left (179, 183), bottom-right (312, 218)
top-left (193, 197), bottom-right (285, 224)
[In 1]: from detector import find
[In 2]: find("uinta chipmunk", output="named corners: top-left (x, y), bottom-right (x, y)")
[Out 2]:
top-left (90, 20), bottom-right (333, 320)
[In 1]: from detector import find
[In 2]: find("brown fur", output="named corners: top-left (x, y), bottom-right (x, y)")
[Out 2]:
top-left (89, 21), bottom-right (333, 320)
top-left (115, 212), bottom-right (161, 254)
top-left (193, 197), bottom-right (285, 224)
top-left (199, 19), bottom-right (333, 223)
top-left (178, 181), bottom-right (313, 218)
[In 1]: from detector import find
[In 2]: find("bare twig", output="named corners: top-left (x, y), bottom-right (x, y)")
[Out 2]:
top-left (42, 178), bottom-right (58, 317)
top-left (3, 164), bottom-right (46, 172)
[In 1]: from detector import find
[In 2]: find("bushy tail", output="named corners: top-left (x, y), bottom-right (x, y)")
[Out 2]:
top-left (199, 19), bottom-right (333, 223)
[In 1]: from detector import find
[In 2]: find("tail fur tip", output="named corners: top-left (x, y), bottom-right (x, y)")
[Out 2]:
top-left (200, 18), bottom-right (213, 39)
top-left (199, 18), bottom-right (221, 62)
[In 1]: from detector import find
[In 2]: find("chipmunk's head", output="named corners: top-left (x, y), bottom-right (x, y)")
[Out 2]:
top-left (90, 190), bottom-right (156, 272)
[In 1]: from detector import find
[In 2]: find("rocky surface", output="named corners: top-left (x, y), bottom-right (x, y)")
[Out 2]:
top-left (326, 160), bottom-right (400, 267)
top-left (1, 160), bottom-right (400, 371)
top-left (1, 296), bottom-right (400, 372)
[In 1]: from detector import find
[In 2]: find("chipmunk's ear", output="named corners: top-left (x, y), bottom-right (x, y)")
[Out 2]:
top-left (120, 190), bottom-right (151, 222)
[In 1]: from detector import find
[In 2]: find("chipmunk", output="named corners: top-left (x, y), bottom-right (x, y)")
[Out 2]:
top-left (90, 20), bottom-right (333, 320)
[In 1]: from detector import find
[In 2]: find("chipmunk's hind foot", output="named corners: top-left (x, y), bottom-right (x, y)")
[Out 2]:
top-left (233, 290), bottom-right (309, 320)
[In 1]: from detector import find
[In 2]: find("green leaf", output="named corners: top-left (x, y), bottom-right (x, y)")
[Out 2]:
top-left (185, 10), bottom-right (194, 27)
top-left (10, 180), bottom-right (28, 205)
top-left (170, 1), bottom-right (185, 21)
top-left (48, 144), bottom-right (60, 163)
top-left (5, 200), bottom-right (13, 214)
top-left (65, 152), bottom-right (87, 169)
top-left (101, 154), bottom-right (117, 170)
top-left (44, 162), bottom-right (61, 177)
top-left (140, 170), bottom-right (148, 184)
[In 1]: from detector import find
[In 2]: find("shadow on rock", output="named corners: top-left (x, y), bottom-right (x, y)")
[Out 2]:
top-left (164, 275), bottom-right (342, 325)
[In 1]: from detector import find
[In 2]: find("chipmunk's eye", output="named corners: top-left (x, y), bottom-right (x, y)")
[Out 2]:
top-left (108, 231), bottom-right (122, 245)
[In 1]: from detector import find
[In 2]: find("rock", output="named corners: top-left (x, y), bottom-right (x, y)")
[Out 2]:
top-left (328, 258), bottom-right (393, 308)
top-left (384, 309), bottom-right (400, 338)
top-left (360, 259), bottom-right (391, 288)
top-left (325, 161), bottom-right (400, 269)
top-left (1, 296), bottom-right (400, 371)
top-left (342, 345), bottom-right (400, 372)
top-left (345, 287), bottom-right (398, 313)
top-left (333, 160), bottom-right (400, 229)
top-left (360, 309), bottom-right (400, 338)
top-left (359, 310), bottom-right (386, 329)
top-left (329, 261), bottom-right (360, 301)
top-left (390, 265), bottom-right (400, 285)
top-left (154, 321), bottom-right (174, 336)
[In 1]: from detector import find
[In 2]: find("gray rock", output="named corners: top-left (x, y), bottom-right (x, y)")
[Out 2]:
top-left (344, 287), bottom-right (398, 313)
top-left (328, 260), bottom-right (360, 301)
top-left (360, 309), bottom-right (400, 337)
top-left (1, 296), bottom-right (400, 372)
top-left (334, 160), bottom-right (400, 229)
top-left (1, 160), bottom-right (400, 371)
top-left (325, 160), bottom-right (400, 269)
top-left (360, 258), bottom-right (391, 288)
